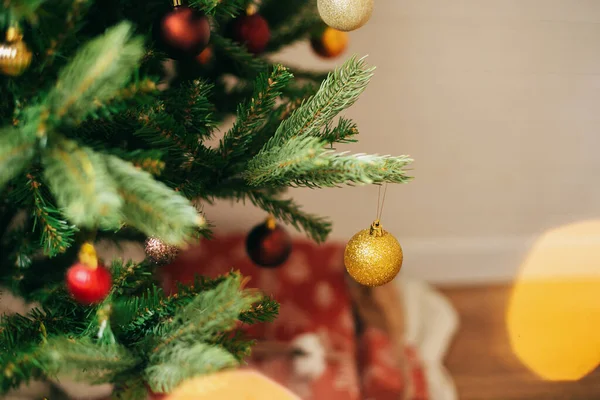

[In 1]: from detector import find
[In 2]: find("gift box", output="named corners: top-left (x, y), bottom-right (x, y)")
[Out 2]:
top-left (163, 234), bottom-right (431, 400)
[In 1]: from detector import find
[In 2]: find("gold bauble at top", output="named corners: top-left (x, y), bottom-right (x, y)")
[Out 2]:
top-left (344, 219), bottom-right (403, 287)
top-left (317, 0), bottom-right (374, 32)
top-left (0, 39), bottom-right (32, 76)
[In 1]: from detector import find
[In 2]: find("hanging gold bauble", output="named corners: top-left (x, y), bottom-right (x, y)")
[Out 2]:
top-left (317, 0), bottom-right (374, 32)
top-left (344, 219), bottom-right (403, 287)
top-left (0, 27), bottom-right (32, 76)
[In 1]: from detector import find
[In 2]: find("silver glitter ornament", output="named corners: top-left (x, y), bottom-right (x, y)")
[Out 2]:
top-left (317, 0), bottom-right (374, 32)
top-left (145, 237), bottom-right (180, 265)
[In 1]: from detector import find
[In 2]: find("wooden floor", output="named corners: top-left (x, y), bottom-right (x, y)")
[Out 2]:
top-left (439, 285), bottom-right (600, 400)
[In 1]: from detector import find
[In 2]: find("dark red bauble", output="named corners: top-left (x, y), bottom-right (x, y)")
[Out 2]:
top-left (66, 262), bottom-right (112, 304)
top-left (156, 6), bottom-right (211, 59)
top-left (233, 14), bottom-right (271, 54)
top-left (246, 221), bottom-right (292, 268)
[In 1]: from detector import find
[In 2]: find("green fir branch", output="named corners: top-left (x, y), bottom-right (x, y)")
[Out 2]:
top-left (39, 337), bottom-right (140, 384)
top-left (244, 135), bottom-right (326, 186)
top-left (0, 0), bottom-right (45, 23)
top-left (114, 275), bottom-right (228, 344)
top-left (135, 104), bottom-right (197, 154)
top-left (163, 79), bottom-right (216, 140)
top-left (0, 303), bottom-right (91, 393)
top-left (113, 149), bottom-right (166, 176)
top-left (238, 92), bottom-right (309, 156)
top-left (110, 259), bottom-right (156, 296)
top-left (295, 153), bottom-right (413, 187)
top-left (219, 65), bottom-right (293, 165)
top-left (321, 117), bottom-right (359, 144)
top-left (266, 0), bottom-right (321, 53)
top-left (151, 275), bottom-right (260, 354)
top-left (248, 191), bottom-right (331, 242)
top-left (85, 78), bottom-right (158, 122)
top-left (39, 0), bottom-right (92, 67)
top-left (239, 296), bottom-right (279, 325)
top-left (104, 155), bottom-right (204, 246)
top-left (0, 345), bottom-right (44, 394)
top-left (0, 228), bottom-right (36, 293)
top-left (212, 34), bottom-right (269, 76)
top-left (0, 127), bottom-right (37, 191)
top-left (210, 330), bottom-right (255, 362)
top-left (44, 22), bottom-right (145, 127)
top-left (27, 174), bottom-right (77, 256)
top-left (42, 138), bottom-right (122, 229)
top-left (145, 342), bottom-right (238, 394)
top-left (264, 56), bottom-right (374, 150)
top-left (191, 0), bottom-right (246, 20)
top-left (246, 135), bottom-right (412, 188)
top-left (112, 286), bottom-right (167, 341)
top-left (260, 0), bottom-right (311, 30)
top-left (112, 378), bottom-right (147, 400)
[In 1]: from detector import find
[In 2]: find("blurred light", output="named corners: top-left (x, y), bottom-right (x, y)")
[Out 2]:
top-left (507, 220), bottom-right (600, 381)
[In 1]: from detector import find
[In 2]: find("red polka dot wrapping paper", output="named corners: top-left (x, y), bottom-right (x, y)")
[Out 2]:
top-left (162, 234), bottom-right (429, 400)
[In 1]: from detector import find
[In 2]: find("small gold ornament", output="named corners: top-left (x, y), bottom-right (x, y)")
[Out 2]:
top-left (317, 0), bottom-right (374, 32)
top-left (0, 26), bottom-right (32, 76)
top-left (145, 237), bottom-right (180, 265)
top-left (311, 27), bottom-right (348, 59)
top-left (344, 219), bottom-right (403, 287)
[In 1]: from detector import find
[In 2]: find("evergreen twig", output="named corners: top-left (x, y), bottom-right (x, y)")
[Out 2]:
top-left (219, 65), bottom-right (293, 166)
top-left (27, 174), bottom-right (77, 256)
top-left (247, 191), bottom-right (331, 243)
top-left (264, 56), bottom-right (374, 150)
top-left (212, 34), bottom-right (269, 76)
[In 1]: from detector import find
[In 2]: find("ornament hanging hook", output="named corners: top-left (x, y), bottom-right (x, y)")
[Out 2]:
top-left (375, 183), bottom-right (388, 222)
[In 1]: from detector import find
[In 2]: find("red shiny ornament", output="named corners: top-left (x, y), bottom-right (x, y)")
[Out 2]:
top-left (66, 262), bottom-right (112, 304)
top-left (196, 45), bottom-right (213, 65)
top-left (233, 14), bottom-right (271, 54)
top-left (156, 5), bottom-right (210, 59)
top-left (246, 219), bottom-right (292, 268)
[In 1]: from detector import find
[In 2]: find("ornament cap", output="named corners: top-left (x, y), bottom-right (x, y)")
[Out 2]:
top-left (265, 215), bottom-right (277, 230)
top-left (172, 0), bottom-right (182, 7)
top-left (246, 4), bottom-right (258, 16)
top-left (370, 219), bottom-right (384, 237)
top-left (6, 27), bottom-right (22, 42)
top-left (78, 242), bottom-right (98, 269)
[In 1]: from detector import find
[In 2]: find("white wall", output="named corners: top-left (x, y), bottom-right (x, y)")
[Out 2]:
top-left (204, 0), bottom-right (600, 284)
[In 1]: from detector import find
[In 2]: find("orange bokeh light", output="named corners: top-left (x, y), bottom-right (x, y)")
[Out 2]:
top-left (507, 220), bottom-right (600, 381)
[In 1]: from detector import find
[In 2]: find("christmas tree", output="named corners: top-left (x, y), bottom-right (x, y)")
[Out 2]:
top-left (0, 0), bottom-right (411, 397)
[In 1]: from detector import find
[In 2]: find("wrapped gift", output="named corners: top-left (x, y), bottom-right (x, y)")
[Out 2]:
top-left (163, 234), bottom-right (429, 400)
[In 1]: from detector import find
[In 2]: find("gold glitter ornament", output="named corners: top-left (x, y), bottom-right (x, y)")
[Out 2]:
top-left (145, 237), bottom-right (180, 265)
top-left (317, 0), bottom-right (374, 32)
top-left (344, 219), bottom-right (403, 287)
top-left (0, 26), bottom-right (32, 76)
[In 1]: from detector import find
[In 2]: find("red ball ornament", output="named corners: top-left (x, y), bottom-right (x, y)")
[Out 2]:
top-left (233, 13), bottom-right (271, 55)
top-left (156, 3), bottom-right (211, 59)
top-left (66, 258), bottom-right (112, 304)
top-left (246, 217), bottom-right (292, 268)
top-left (196, 45), bottom-right (213, 65)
